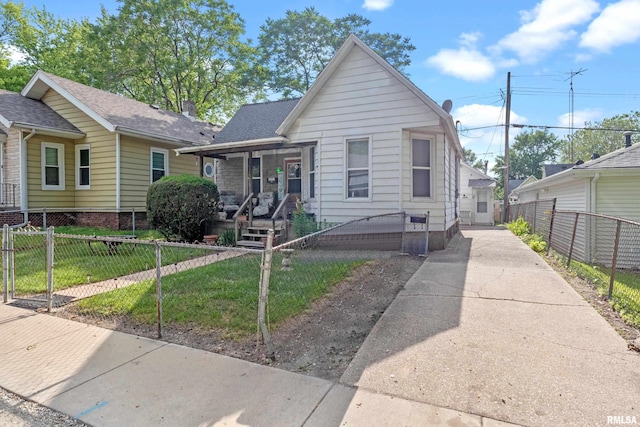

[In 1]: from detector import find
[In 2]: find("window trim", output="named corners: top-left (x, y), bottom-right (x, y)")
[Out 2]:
top-left (308, 146), bottom-right (316, 200)
top-left (150, 147), bottom-right (169, 184)
top-left (344, 136), bottom-right (372, 201)
top-left (251, 156), bottom-right (262, 194)
top-left (75, 144), bottom-right (90, 190)
top-left (41, 142), bottom-right (65, 191)
top-left (410, 135), bottom-right (434, 199)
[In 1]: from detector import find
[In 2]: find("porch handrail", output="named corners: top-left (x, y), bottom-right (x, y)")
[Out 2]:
top-left (271, 193), bottom-right (291, 241)
top-left (233, 192), bottom-right (254, 247)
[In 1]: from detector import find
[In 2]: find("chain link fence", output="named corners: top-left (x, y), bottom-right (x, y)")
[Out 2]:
top-left (2, 211), bottom-right (429, 353)
top-left (509, 200), bottom-right (640, 326)
top-left (0, 208), bottom-right (145, 231)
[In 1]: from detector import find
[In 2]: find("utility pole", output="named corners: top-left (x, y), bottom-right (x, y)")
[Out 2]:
top-left (503, 72), bottom-right (511, 223)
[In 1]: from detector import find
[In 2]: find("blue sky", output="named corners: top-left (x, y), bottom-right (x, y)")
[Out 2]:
top-left (17, 0), bottom-right (640, 165)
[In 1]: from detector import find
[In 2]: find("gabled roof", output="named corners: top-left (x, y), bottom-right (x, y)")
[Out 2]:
top-left (574, 142), bottom-right (640, 170)
top-left (276, 34), bottom-right (461, 154)
top-left (22, 71), bottom-right (218, 147)
top-left (469, 179), bottom-right (496, 188)
top-left (0, 89), bottom-right (84, 138)
top-left (542, 163), bottom-right (573, 178)
top-left (460, 161), bottom-right (494, 181)
top-left (212, 99), bottom-right (300, 144)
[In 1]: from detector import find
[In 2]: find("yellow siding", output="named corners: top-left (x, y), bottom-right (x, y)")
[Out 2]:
top-left (41, 90), bottom-right (117, 208)
top-left (26, 135), bottom-right (75, 208)
top-left (119, 136), bottom-right (202, 209)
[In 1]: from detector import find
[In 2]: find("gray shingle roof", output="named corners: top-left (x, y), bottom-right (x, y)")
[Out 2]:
top-left (41, 72), bottom-right (218, 146)
top-left (213, 99), bottom-right (301, 144)
top-left (0, 89), bottom-right (82, 134)
top-left (574, 143), bottom-right (640, 169)
top-left (543, 163), bottom-right (573, 177)
top-left (469, 179), bottom-right (495, 188)
top-left (508, 179), bottom-right (526, 191)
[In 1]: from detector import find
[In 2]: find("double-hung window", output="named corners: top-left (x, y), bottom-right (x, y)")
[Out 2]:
top-left (251, 157), bottom-right (261, 194)
top-left (151, 148), bottom-right (168, 183)
top-left (41, 142), bottom-right (65, 190)
top-left (412, 138), bottom-right (431, 198)
top-left (308, 146), bottom-right (316, 199)
top-left (76, 144), bottom-right (90, 189)
top-left (346, 137), bottom-right (370, 199)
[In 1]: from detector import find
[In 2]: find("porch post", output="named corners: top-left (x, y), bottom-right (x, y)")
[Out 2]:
top-left (247, 151), bottom-right (253, 225)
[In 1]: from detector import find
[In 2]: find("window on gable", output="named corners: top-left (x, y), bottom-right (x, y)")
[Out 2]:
top-left (76, 144), bottom-right (90, 189)
top-left (151, 148), bottom-right (168, 183)
top-left (309, 146), bottom-right (316, 199)
top-left (42, 142), bottom-right (65, 190)
top-left (346, 138), bottom-right (369, 199)
top-left (412, 138), bottom-right (431, 198)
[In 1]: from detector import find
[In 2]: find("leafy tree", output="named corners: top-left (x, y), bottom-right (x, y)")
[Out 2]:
top-left (94, 0), bottom-right (261, 122)
top-left (0, 62), bottom-right (31, 91)
top-left (257, 7), bottom-right (415, 98)
top-left (559, 112), bottom-right (640, 163)
top-left (462, 148), bottom-right (488, 173)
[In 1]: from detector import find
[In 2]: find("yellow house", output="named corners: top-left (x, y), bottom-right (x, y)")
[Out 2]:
top-left (0, 71), bottom-right (217, 228)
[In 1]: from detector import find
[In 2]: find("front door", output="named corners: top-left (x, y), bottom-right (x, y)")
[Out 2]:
top-left (284, 158), bottom-right (301, 194)
top-left (474, 189), bottom-right (493, 225)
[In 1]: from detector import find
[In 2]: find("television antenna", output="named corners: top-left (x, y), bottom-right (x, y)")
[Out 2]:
top-left (565, 68), bottom-right (587, 162)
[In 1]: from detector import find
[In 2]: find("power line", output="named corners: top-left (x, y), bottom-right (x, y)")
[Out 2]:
top-left (461, 123), bottom-right (640, 132)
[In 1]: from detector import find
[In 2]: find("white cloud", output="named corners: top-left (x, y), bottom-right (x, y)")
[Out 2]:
top-left (580, 0), bottom-right (640, 52)
top-left (362, 0), bottom-right (393, 11)
top-left (453, 104), bottom-right (526, 153)
top-left (426, 33), bottom-right (495, 81)
top-left (557, 108), bottom-right (603, 128)
top-left (495, 0), bottom-right (600, 63)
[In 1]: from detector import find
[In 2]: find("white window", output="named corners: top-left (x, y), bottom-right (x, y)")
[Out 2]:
top-left (251, 157), bottom-right (261, 194)
top-left (346, 137), bottom-right (370, 199)
top-left (150, 148), bottom-right (168, 183)
top-left (308, 146), bottom-right (316, 199)
top-left (412, 137), bottom-right (431, 198)
top-left (41, 142), bottom-right (65, 190)
top-left (75, 144), bottom-right (90, 189)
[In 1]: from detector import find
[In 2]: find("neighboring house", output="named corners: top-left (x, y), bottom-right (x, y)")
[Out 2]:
top-left (0, 71), bottom-right (217, 227)
top-left (512, 142), bottom-right (640, 222)
top-left (178, 34), bottom-right (463, 249)
top-left (459, 162), bottom-right (496, 225)
top-left (542, 163), bottom-right (573, 178)
top-left (508, 176), bottom-right (537, 203)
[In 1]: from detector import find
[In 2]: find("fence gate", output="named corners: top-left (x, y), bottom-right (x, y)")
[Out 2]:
top-left (2, 225), bottom-right (53, 310)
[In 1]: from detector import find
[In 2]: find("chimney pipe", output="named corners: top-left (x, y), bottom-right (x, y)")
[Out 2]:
top-left (181, 100), bottom-right (197, 120)
top-left (624, 131), bottom-right (633, 148)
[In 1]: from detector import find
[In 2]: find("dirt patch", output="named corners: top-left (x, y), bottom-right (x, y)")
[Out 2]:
top-left (56, 255), bottom-right (424, 381)
top-left (544, 253), bottom-right (640, 350)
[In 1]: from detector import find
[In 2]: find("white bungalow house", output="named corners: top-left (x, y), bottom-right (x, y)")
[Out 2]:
top-left (459, 162), bottom-right (496, 225)
top-left (177, 34), bottom-right (463, 250)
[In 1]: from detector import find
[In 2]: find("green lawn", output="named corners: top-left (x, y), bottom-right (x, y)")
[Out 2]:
top-left (11, 230), bottom-right (208, 295)
top-left (74, 253), bottom-right (364, 337)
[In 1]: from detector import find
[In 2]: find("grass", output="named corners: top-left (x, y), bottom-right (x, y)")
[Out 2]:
top-left (11, 227), bottom-right (208, 295)
top-left (564, 259), bottom-right (640, 327)
top-left (74, 253), bottom-right (364, 337)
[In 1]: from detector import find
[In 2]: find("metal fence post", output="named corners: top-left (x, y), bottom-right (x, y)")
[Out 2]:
top-left (567, 212), bottom-right (580, 267)
top-left (258, 230), bottom-right (275, 359)
top-left (400, 212), bottom-right (406, 254)
top-left (9, 227), bottom-right (15, 299)
top-left (533, 201), bottom-right (537, 234)
top-left (155, 242), bottom-right (163, 339)
top-left (46, 226), bottom-right (54, 312)
top-left (132, 208), bottom-right (136, 234)
top-left (2, 224), bottom-right (7, 303)
top-left (545, 198), bottom-right (557, 255)
top-left (43, 208), bottom-right (47, 229)
top-left (608, 220), bottom-right (622, 299)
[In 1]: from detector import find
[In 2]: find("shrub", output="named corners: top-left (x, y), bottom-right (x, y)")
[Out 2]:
top-left (147, 175), bottom-right (219, 242)
top-left (507, 216), bottom-right (531, 236)
top-left (292, 200), bottom-right (317, 238)
top-left (218, 228), bottom-right (236, 246)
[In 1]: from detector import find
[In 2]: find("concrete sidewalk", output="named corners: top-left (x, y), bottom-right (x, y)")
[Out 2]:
top-left (0, 227), bottom-right (637, 426)
top-left (341, 227), bottom-right (640, 426)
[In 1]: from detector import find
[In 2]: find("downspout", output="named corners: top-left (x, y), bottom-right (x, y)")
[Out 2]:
top-left (20, 129), bottom-right (36, 213)
top-left (116, 133), bottom-right (121, 211)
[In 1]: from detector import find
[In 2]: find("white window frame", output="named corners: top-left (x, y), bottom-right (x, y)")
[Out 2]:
top-left (345, 136), bottom-right (372, 200)
top-left (75, 144), bottom-right (90, 190)
top-left (308, 146), bottom-right (316, 200)
top-left (41, 142), bottom-right (65, 191)
top-left (411, 135), bottom-right (433, 199)
top-left (150, 147), bottom-right (169, 183)
top-left (251, 155), bottom-right (262, 194)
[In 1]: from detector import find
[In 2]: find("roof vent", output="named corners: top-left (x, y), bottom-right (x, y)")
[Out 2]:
top-left (575, 159), bottom-right (584, 165)
top-left (624, 131), bottom-right (633, 148)
top-left (591, 152), bottom-right (600, 160)
top-left (149, 104), bottom-right (159, 110)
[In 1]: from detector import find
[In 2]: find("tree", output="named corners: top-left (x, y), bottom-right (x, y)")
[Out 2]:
top-left (462, 148), bottom-right (488, 173)
top-left (559, 112), bottom-right (640, 163)
top-left (0, 63), bottom-right (31, 91)
top-left (257, 7), bottom-right (415, 98)
top-left (93, 0), bottom-right (261, 122)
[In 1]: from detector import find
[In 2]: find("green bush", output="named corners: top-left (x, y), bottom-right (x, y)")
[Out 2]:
top-left (147, 175), bottom-right (219, 242)
top-left (218, 228), bottom-right (236, 246)
top-left (292, 200), bottom-right (317, 238)
top-left (507, 216), bottom-right (531, 236)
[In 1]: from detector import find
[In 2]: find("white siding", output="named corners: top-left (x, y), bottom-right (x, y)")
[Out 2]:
top-left (596, 175), bottom-right (640, 222)
top-left (285, 45), bottom-right (451, 230)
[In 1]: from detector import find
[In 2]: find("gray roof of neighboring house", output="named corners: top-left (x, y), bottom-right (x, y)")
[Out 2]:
top-left (508, 179), bottom-right (526, 191)
top-left (212, 98), bottom-right (301, 144)
top-left (0, 89), bottom-right (83, 135)
top-left (38, 72), bottom-right (218, 146)
top-left (469, 179), bottom-right (495, 188)
top-left (543, 163), bottom-right (574, 177)
top-left (574, 142), bottom-right (640, 169)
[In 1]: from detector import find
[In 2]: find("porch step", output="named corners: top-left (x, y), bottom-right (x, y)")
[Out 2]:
top-left (236, 240), bottom-right (266, 249)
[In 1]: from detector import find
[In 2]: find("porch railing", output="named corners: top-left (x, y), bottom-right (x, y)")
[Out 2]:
top-left (1, 183), bottom-right (17, 207)
top-left (233, 192), bottom-right (254, 245)
top-left (271, 193), bottom-right (291, 242)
